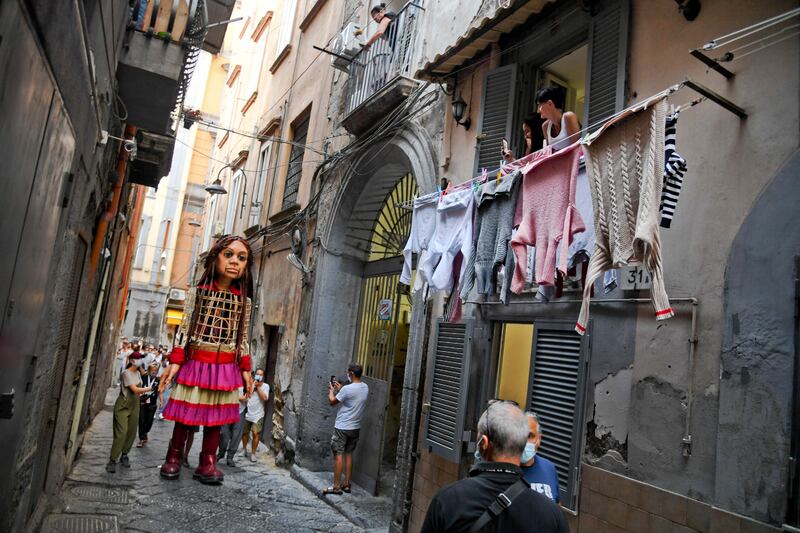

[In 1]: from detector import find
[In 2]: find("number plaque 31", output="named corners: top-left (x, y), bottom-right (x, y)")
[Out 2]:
top-left (620, 265), bottom-right (652, 290)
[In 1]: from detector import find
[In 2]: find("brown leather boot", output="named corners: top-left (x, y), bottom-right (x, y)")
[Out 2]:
top-left (193, 426), bottom-right (224, 485)
top-left (160, 423), bottom-right (188, 480)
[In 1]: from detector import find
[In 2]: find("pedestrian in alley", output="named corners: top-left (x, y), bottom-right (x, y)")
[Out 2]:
top-left (521, 411), bottom-right (560, 504)
top-left (107, 355), bottom-right (151, 473)
top-left (420, 401), bottom-right (568, 532)
top-left (218, 380), bottom-right (247, 466)
top-left (242, 368), bottom-right (270, 463)
top-left (156, 355), bottom-right (171, 420)
top-left (158, 235), bottom-right (255, 485)
top-left (323, 363), bottom-right (369, 496)
top-left (136, 363), bottom-right (160, 448)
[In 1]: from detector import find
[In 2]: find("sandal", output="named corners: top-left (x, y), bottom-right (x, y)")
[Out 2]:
top-left (342, 484), bottom-right (351, 494)
top-left (322, 486), bottom-right (343, 495)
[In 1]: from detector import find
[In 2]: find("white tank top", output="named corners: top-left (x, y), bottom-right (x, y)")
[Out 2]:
top-left (546, 114), bottom-right (571, 151)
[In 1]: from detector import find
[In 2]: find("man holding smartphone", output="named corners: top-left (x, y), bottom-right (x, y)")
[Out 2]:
top-left (323, 363), bottom-right (369, 495)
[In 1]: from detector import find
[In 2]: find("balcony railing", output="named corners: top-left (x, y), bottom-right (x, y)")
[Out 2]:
top-left (344, 3), bottom-right (423, 116)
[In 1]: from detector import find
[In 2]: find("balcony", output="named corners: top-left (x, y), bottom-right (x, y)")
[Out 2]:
top-left (341, 3), bottom-right (422, 136)
top-left (117, 0), bottom-right (209, 134)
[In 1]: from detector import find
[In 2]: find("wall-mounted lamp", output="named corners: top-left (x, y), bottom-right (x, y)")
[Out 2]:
top-left (451, 95), bottom-right (471, 130)
top-left (205, 165), bottom-right (229, 195)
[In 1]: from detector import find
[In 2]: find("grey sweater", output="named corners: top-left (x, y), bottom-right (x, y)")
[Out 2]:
top-left (460, 171), bottom-right (521, 302)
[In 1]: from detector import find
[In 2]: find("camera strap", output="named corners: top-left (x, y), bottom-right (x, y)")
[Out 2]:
top-left (467, 478), bottom-right (529, 533)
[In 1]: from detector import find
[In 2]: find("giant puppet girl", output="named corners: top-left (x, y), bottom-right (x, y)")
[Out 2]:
top-left (158, 235), bottom-right (254, 485)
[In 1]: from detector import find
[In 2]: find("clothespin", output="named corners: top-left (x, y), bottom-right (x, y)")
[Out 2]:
top-left (481, 168), bottom-right (488, 182)
top-left (496, 169), bottom-right (503, 184)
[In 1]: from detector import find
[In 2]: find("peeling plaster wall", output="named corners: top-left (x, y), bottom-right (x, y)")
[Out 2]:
top-left (622, 1), bottom-right (799, 514)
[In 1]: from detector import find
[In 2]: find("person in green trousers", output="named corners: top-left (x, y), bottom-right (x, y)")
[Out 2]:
top-left (107, 351), bottom-right (152, 473)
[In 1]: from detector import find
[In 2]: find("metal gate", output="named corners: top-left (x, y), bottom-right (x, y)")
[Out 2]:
top-left (349, 174), bottom-right (416, 495)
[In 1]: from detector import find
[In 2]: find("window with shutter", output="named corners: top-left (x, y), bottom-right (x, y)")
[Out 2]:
top-left (527, 320), bottom-right (590, 511)
top-left (423, 319), bottom-right (474, 463)
top-left (474, 65), bottom-right (516, 174)
top-left (282, 116), bottom-right (309, 209)
top-left (250, 142), bottom-right (272, 227)
top-left (586, 0), bottom-right (630, 131)
top-left (275, 0), bottom-right (297, 60)
top-left (225, 170), bottom-right (244, 233)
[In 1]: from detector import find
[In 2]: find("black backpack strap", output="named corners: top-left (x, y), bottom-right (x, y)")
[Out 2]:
top-left (468, 478), bottom-right (530, 533)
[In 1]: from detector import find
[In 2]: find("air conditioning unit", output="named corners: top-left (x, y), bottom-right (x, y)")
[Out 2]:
top-left (330, 23), bottom-right (365, 73)
top-left (169, 289), bottom-right (186, 301)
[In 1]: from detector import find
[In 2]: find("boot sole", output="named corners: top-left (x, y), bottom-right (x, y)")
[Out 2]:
top-left (160, 471), bottom-right (180, 480)
top-left (192, 473), bottom-right (224, 485)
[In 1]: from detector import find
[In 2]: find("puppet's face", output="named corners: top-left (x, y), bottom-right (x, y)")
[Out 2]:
top-left (215, 239), bottom-right (249, 284)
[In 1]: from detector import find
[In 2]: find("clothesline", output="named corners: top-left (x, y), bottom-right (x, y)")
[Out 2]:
top-left (395, 82), bottom-right (703, 211)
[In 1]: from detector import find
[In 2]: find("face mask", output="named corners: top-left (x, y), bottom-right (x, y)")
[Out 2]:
top-left (347, 374), bottom-right (352, 383)
top-left (473, 448), bottom-right (483, 462)
top-left (255, 375), bottom-right (263, 382)
top-left (521, 442), bottom-right (537, 463)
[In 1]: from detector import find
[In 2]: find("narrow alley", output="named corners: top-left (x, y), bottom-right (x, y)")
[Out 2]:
top-left (42, 389), bottom-right (388, 533)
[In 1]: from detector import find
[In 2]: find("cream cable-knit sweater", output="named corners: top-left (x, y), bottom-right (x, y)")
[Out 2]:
top-left (576, 96), bottom-right (674, 335)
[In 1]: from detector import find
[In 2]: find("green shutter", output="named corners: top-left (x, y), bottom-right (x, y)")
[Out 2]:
top-left (527, 320), bottom-right (591, 511)
top-left (475, 65), bottom-right (516, 173)
top-left (586, 0), bottom-right (630, 130)
top-left (424, 319), bottom-right (474, 462)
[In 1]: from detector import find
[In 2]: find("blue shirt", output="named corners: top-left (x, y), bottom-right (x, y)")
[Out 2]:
top-left (334, 382), bottom-right (369, 430)
top-left (521, 455), bottom-right (561, 503)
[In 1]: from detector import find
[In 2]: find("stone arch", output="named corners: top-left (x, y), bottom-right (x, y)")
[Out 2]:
top-left (295, 121), bottom-right (438, 470)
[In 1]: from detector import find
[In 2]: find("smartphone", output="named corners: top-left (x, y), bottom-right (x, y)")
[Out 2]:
top-left (330, 375), bottom-right (336, 385)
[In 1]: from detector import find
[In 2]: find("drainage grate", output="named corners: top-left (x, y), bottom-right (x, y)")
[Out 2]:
top-left (68, 484), bottom-right (129, 504)
top-left (40, 514), bottom-right (119, 533)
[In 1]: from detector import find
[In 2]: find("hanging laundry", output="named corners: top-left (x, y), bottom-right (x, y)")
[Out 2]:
top-left (576, 96), bottom-right (674, 335)
top-left (460, 171), bottom-right (521, 303)
top-left (659, 112), bottom-right (688, 228)
top-left (418, 187), bottom-right (475, 292)
top-left (401, 196), bottom-right (438, 292)
top-left (507, 143), bottom-right (585, 293)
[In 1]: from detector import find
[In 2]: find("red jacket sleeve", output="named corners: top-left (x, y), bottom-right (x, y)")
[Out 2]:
top-left (169, 346), bottom-right (186, 365)
top-left (239, 354), bottom-right (252, 372)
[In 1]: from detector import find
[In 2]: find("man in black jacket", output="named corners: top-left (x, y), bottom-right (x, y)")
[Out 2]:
top-left (421, 401), bottom-right (569, 533)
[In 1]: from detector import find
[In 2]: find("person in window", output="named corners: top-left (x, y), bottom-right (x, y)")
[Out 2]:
top-left (502, 85), bottom-right (580, 163)
top-left (360, 4), bottom-right (397, 51)
top-left (520, 411), bottom-right (561, 504)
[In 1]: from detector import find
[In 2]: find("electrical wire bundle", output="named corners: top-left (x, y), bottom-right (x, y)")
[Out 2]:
top-left (246, 82), bottom-right (440, 257)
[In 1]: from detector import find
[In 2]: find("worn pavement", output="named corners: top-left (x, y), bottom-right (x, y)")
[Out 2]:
top-left (40, 388), bottom-right (389, 533)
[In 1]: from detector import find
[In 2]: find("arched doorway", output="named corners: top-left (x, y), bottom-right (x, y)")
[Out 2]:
top-left (296, 124), bottom-right (437, 498)
top-left (351, 173), bottom-right (417, 494)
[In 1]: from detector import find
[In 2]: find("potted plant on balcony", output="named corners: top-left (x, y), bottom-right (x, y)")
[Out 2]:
top-left (182, 108), bottom-right (202, 129)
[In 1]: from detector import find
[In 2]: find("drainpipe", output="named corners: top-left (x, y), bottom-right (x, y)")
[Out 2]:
top-left (118, 184), bottom-right (146, 323)
top-left (66, 254), bottom-right (112, 469)
top-left (90, 125), bottom-right (136, 279)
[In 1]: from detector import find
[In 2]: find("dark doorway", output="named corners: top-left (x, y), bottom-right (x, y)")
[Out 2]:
top-left (261, 324), bottom-right (281, 448)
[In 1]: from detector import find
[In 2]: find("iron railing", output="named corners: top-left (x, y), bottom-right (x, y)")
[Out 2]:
top-left (344, 2), bottom-right (423, 115)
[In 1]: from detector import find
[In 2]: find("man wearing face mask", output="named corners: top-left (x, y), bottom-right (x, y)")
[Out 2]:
top-left (242, 368), bottom-right (269, 463)
top-left (421, 401), bottom-right (568, 533)
top-left (521, 411), bottom-right (560, 504)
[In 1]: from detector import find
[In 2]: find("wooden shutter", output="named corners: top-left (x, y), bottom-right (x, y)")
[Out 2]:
top-left (474, 65), bottom-right (516, 174)
top-left (424, 319), bottom-right (474, 462)
top-left (282, 116), bottom-right (309, 209)
top-left (585, 0), bottom-right (630, 131)
top-left (527, 320), bottom-right (590, 511)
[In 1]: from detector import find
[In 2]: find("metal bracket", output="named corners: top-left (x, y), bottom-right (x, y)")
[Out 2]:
top-left (683, 79), bottom-right (747, 119)
top-left (689, 49), bottom-right (734, 79)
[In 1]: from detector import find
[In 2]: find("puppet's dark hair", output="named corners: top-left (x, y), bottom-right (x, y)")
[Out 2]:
top-left (185, 235), bottom-right (254, 359)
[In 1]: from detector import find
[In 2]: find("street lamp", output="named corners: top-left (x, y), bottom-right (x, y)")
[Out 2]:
top-left (204, 164), bottom-right (249, 219)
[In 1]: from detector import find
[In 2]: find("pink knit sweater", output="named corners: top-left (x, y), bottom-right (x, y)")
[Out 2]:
top-left (508, 142), bottom-right (584, 293)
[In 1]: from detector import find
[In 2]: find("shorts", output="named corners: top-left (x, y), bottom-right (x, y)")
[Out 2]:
top-left (330, 428), bottom-right (360, 455)
top-left (243, 417), bottom-right (264, 435)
